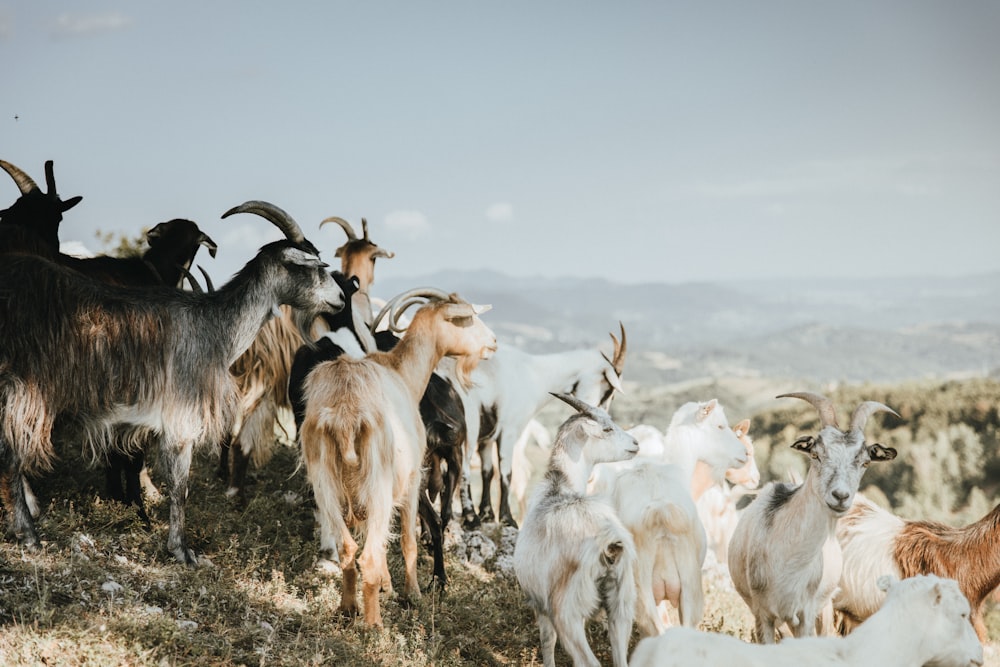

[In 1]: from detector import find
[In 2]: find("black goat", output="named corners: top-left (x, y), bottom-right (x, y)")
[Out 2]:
top-left (1, 159), bottom-right (81, 257)
top-left (0, 200), bottom-right (344, 564)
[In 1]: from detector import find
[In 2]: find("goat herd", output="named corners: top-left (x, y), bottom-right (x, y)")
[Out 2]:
top-left (0, 159), bottom-right (990, 666)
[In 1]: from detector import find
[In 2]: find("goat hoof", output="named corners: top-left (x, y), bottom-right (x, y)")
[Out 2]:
top-left (424, 577), bottom-right (447, 594)
top-left (499, 514), bottom-right (519, 529)
top-left (462, 515), bottom-right (481, 531)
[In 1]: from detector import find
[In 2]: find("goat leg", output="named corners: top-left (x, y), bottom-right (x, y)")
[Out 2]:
top-left (1, 466), bottom-right (40, 550)
top-left (161, 443), bottom-right (198, 565)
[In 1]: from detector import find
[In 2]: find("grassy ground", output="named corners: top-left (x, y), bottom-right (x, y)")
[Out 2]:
top-left (2, 431), bottom-right (998, 666)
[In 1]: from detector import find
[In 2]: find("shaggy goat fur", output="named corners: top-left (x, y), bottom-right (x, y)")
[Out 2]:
top-left (513, 396), bottom-right (640, 667)
top-left (836, 493), bottom-right (1000, 641)
top-left (0, 201), bottom-right (344, 564)
top-left (299, 294), bottom-right (495, 627)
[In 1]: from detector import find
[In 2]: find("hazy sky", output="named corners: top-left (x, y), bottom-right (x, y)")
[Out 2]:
top-left (3, 1), bottom-right (999, 287)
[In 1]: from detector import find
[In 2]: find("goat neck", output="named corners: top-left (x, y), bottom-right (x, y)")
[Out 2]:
top-left (373, 309), bottom-right (448, 405)
top-left (771, 465), bottom-right (839, 553)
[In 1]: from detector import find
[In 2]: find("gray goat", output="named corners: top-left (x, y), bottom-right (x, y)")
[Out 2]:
top-left (0, 200), bottom-right (344, 564)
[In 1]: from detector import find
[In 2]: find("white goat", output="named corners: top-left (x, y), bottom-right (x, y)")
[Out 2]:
top-left (727, 392), bottom-right (900, 643)
top-left (589, 399), bottom-right (749, 499)
top-left (454, 325), bottom-right (626, 528)
top-left (514, 393), bottom-right (639, 667)
top-left (588, 400), bottom-right (749, 634)
top-left (299, 289), bottom-right (496, 627)
top-left (697, 418), bottom-right (761, 569)
top-left (629, 574), bottom-right (983, 667)
top-left (608, 460), bottom-right (706, 636)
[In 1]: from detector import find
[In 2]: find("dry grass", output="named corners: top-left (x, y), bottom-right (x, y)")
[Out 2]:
top-left (2, 428), bottom-right (999, 666)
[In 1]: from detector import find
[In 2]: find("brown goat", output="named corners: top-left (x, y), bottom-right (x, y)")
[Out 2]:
top-left (837, 495), bottom-right (1000, 641)
top-left (299, 290), bottom-right (496, 627)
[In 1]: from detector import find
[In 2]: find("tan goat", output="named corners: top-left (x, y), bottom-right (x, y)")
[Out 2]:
top-left (299, 289), bottom-right (496, 627)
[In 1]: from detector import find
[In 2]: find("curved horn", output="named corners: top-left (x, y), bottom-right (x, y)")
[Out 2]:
top-left (1, 159), bottom-right (39, 194)
top-left (177, 265), bottom-right (203, 293)
top-left (550, 392), bottom-right (601, 420)
top-left (197, 265), bottom-right (215, 292)
top-left (602, 322), bottom-right (627, 377)
top-left (371, 287), bottom-right (452, 334)
top-left (361, 217), bottom-right (370, 241)
top-left (849, 401), bottom-right (900, 434)
top-left (320, 216), bottom-right (359, 242)
top-left (223, 200), bottom-right (308, 246)
top-left (777, 392), bottom-right (839, 429)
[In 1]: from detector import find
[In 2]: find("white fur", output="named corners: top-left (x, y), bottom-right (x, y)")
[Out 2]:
top-left (629, 574), bottom-right (983, 667)
top-left (513, 401), bottom-right (639, 667)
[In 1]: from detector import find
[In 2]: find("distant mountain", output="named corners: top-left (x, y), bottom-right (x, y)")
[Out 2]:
top-left (372, 270), bottom-right (1000, 386)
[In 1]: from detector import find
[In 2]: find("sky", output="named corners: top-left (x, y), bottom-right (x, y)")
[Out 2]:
top-left (2, 1), bottom-right (999, 287)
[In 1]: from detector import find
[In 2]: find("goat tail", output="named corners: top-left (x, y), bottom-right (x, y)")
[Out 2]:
top-left (314, 406), bottom-right (360, 466)
top-left (639, 500), bottom-right (689, 537)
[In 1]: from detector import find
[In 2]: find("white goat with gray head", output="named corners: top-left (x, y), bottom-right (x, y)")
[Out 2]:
top-left (513, 392), bottom-right (639, 667)
top-left (727, 392), bottom-right (900, 643)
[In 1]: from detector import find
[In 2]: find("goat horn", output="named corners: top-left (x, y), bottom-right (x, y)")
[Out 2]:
top-left (371, 287), bottom-right (452, 334)
top-left (197, 265), bottom-right (215, 292)
top-left (177, 265), bottom-right (203, 293)
top-left (1, 159), bottom-right (39, 194)
top-left (607, 322), bottom-right (627, 377)
top-left (44, 160), bottom-right (57, 195)
top-left (223, 200), bottom-right (308, 246)
top-left (550, 392), bottom-right (601, 420)
top-left (320, 216), bottom-right (359, 241)
top-left (849, 401), bottom-right (900, 434)
top-left (361, 217), bottom-right (370, 241)
top-left (777, 392), bottom-right (839, 429)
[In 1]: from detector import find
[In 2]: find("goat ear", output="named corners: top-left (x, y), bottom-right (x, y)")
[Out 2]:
top-left (282, 247), bottom-right (327, 269)
top-left (734, 418), bottom-right (751, 437)
top-left (791, 435), bottom-right (815, 455)
top-left (877, 575), bottom-right (896, 593)
top-left (697, 398), bottom-right (718, 423)
top-left (60, 195), bottom-right (83, 212)
top-left (146, 223), bottom-right (165, 243)
top-left (868, 443), bottom-right (897, 462)
top-left (472, 303), bottom-right (491, 315)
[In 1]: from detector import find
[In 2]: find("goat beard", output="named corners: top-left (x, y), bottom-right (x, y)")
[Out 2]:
top-left (291, 308), bottom-right (323, 349)
top-left (452, 353), bottom-right (483, 391)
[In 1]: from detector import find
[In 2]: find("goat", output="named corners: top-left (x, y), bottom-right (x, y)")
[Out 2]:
top-left (835, 494), bottom-right (1000, 642)
top-left (454, 325), bottom-right (627, 529)
top-left (513, 393), bottom-right (640, 667)
top-left (0, 200), bottom-right (344, 564)
top-left (697, 418), bottom-right (761, 569)
top-left (588, 404), bottom-right (748, 636)
top-left (289, 290), bottom-right (468, 589)
top-left (727, 392), bottom-right (900, 643)
top-left (629, 574), bottom-right (983, 667)
top-left (299, 289), bottom-right (496, 626)
top-left (0, 158), bottom-right (81, 257)
top-left (2, 160), bottom-right (219, 526)
top-left (219, 214), bottom-right (393, 498)
top-left (588, 399), bottom-right (749, 501)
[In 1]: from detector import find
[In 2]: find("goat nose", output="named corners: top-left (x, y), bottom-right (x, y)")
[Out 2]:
top-left (832, 489), bottom-right (850, 503)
